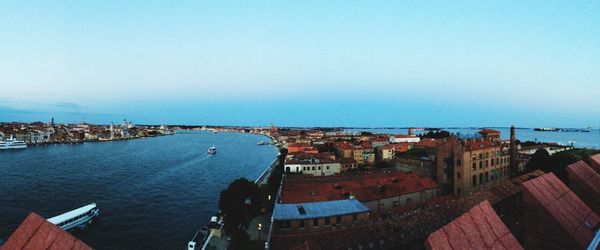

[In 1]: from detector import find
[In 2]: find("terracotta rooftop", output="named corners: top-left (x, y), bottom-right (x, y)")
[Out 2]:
top-left (425, 200), bottom-right (523, 250)
top-left (587, 154), bottom-right (600, 174)
top-left (567, 160), bottom-right (600, 197)
top-left (463, 140), bottom-right (498, 151)
top-left (281, 170), bottom-right (438, 204)
top-left (1, 212), bottom-right (92, 250)
top-left (522, 173), bottom-right (600, 249)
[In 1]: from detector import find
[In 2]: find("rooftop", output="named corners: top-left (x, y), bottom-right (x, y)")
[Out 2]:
top-left (1, 212), bottom-right (92, 250)
top-left (522, 173), bottom-right (600, 248)
top-left (281, 170), bottom-right (438, 204)
top-left (425, 200), bottom-right (523, 250)
top-left (272, 199), bottom-right (369, 220)
top-left (567, 160), bottom-right (600, 197)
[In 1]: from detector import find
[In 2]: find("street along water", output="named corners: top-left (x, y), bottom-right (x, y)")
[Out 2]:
top-left (0, 131), bottom-right (278, 249)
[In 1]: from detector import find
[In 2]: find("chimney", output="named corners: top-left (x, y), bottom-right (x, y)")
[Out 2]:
top-left (510, 125), bottom-right (517, 175)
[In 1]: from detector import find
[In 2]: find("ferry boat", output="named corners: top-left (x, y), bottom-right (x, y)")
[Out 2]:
top-left (207, 145), bottom-right (217, 155)
top-left (47, 203), bottom-right (100, 230)
top-left (0, 136), bottom-right (27, 150)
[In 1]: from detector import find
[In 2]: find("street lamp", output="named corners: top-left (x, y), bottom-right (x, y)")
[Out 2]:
top-left (258, 223), bottom-right (263, 241)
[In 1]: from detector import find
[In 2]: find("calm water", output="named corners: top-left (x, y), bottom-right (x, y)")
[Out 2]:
top-left (347, 128), bottom-right (600, 149)
top-left (0, 131), bottom-right (278, 249)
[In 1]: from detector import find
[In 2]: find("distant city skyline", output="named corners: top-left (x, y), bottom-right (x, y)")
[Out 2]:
top-left (1, 1), bottom-right (599, 127)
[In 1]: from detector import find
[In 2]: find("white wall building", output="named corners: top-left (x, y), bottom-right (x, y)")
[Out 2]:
top-left (389, 134), bottom-right (420, 143)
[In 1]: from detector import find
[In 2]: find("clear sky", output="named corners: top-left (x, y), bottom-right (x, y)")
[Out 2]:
top-left (1, 1), bottom-right (599, 127)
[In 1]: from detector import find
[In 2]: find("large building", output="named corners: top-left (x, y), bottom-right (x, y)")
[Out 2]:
top-left (281, 170), bottom-right (439, 214)
top-left (284, 154), bottom-right (341, 176)
top-left (271, 199), bottom-right (370, 234)
top-left (452, 139), bottom-right (512, 196)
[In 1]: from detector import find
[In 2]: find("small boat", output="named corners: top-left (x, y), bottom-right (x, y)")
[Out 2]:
top-left (47, 203), bottom-right (99, 230)
top-left (0, 136), bottom-right (27, 150)
top-left (258, 140), bottom-right (268, 145)
top-left (208, 145), bottom-right (217, 155)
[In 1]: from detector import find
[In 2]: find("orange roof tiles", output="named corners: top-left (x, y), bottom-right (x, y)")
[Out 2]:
top-left (588, 154), bottom-right (600, 173)
top-left (522, 173), bottom-right (600, 249)
top-left (281, 170), bottom-right (438, 203)
top-left (1, 213), bottom-right (92, 250)
top-left (425, 200), bottom-right (523, 250)
top-left (463, 140), bottom-right (498, 151)
top-left (568, 160), bottom-right (600, 197)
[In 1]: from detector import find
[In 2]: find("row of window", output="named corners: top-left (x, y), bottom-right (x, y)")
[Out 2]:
top-left (278, 214), bottom-right (358, 229)
top-left (475, 150), bottom-right (502, 160)
top-left (471, 157), bottom-right (509, 171)
top-left (56, 211), bottom-right (92, 227)
top-left (471, 167), bottom-right (508, 187)
top-left (301, 165), bottom-right (330, 171)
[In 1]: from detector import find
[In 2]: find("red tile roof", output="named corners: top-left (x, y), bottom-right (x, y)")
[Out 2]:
top-left (281, 170), bottom-right (438, 203)
top-left (425, 200), bottom-right (523, 250)
top-left (588, 154), bottom-right (600, 174)
top-left (567, 160), bottom-right (600, 197)
top-left (522, 173), bottom-right (600, 249)
top-left (463, 140), bottom-right (498, 151)
top-left (1, 212), bottom-right (92, 250)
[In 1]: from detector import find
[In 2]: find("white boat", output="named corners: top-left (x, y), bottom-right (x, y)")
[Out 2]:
top-left (0, 136), bottom-right (27, 150)
top-left (47, 203), bottom-right (100, 230)
top-left (208, 145), bottom-right (217, 155)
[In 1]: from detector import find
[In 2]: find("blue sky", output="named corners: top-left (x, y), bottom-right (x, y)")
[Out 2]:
top-left (1, 1), bottom-right (599, 127)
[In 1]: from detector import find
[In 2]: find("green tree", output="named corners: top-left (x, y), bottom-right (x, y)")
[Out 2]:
top-left (219, 178), bottom-right (263, 235)
top-left (373, 160), bottom-right (393, 169)
top-left (526, 149), bottom-right (550, 172)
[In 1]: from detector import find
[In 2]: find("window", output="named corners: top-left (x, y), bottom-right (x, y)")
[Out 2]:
top-left (457, 159), bottom-right (462, 166)
top-left (353, 214), bottom-right (358, 222)
top-left (479, 173), bottom-right (483, 185)
top-left (326, 166), bottom-right (329, 170)
top-left (318, 166), bottom-right (321, 170)
top-left (472, 162), bottom-right (476, 171)
top-left (299, 220), bottom-right (305, 228)
top-left (491, 159), bottom-right (495, 166)
top-left (472, 175), bottom-right (477, 186)
top-left (457, 172), bottom-right (461, 179)
top-left (336, 216), bottom-right (341, 224)
top-left (325, 217), bottom-right (331, 225)
top-left (285, 220), bottom-right (291, 229)
top-left (457, 187), bottom-right (461, 195)
top-left (479, 161), bottom-right (483, 169)
top-left (479, 153), bottom-right (483, 159)
top-left (485, 172), bottom-right (489, 182)
top-left (313, 219), bottom-right (319, 227)
top-left (312, 166), bottom-right (315, 171)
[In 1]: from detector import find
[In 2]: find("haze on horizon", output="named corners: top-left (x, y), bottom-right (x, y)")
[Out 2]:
top-left (1, 1), bottom-right (599, 128)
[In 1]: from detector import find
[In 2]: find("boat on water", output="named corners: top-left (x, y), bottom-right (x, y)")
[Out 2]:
top-left (47, 203), bottom-right (100, 230)
top-left (208, 145), bottom-right (217, 155)
top-left (258, 140), bottom-right (268, 145)
top-left (0, 136), bottom-right (27, 150)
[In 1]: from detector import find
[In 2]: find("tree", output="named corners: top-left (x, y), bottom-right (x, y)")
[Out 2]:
top-left (420, 130), bottom-right (451, 139)
top-left (219, 178), bottom-right (263, 235)
top-left (526, 149), bottom-right (550, 172)
top-left (373, 160), bottom-right (393, 169)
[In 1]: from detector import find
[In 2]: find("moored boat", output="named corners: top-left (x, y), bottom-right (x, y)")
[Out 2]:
top-left (47, 203), bottom-right (100, 230)
top-left (0, 136), bottom-right (27, 150)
